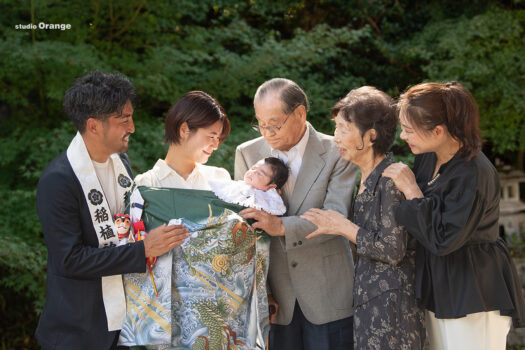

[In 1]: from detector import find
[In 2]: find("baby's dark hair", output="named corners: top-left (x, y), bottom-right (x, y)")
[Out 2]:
top-left (264, 157), bottom-right (289, 190)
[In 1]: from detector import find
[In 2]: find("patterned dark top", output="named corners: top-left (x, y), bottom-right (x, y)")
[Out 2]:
top-left (353, 153), bottom-right (417, 307)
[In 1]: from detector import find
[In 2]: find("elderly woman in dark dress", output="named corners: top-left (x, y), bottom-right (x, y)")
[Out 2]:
top-left (301, 86), bottom-right (425, 349)
top-left (382, 82), bottom-right (525, 349)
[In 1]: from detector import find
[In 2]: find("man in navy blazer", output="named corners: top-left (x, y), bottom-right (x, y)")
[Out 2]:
top-left (35, 71), bottom-right (189, 350)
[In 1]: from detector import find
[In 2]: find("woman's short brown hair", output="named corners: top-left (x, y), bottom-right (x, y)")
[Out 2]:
top-left (331, 86), bottom-right (397, 155)
top-left (398, 81), bottom-right (481, 160)
top-left (164, 91), bottom-right (230, 144)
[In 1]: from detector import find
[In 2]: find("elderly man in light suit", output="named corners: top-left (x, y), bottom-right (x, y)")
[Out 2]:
top-left (236, 78), bottom-right (358, 350)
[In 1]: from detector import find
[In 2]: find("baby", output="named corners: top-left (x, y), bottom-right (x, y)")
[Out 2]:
top-left (208, 157), bottom-right (289, 215)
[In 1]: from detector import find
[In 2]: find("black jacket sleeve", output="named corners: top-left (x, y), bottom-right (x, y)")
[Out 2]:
top-left (396, 171), bottom-right (482, 256)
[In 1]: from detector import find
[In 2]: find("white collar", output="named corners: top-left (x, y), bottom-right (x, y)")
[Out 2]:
top-left (154, 159), bottom-right (204, 183)
top-left (271, 122), bottom-right (310, 160)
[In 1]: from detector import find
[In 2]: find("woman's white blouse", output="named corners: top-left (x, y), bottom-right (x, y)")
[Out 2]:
top-left (134, 159), bottom-right (231, 190)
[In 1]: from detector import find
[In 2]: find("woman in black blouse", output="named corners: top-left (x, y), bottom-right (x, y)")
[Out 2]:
top-left (383, 81), bottom-right (525, 349)
top-left (301, 86), bottom-right (425, 349)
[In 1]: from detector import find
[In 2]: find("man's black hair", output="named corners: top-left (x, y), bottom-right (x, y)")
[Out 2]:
top-left (63, 70), bottom-right (136, 133)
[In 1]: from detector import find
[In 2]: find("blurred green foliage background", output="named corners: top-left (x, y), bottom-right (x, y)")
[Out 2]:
top-left (0, 0), bottom-right (524, 348)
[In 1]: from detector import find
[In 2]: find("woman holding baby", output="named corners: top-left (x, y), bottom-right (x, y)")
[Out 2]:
top-left (133, 91), bottom-right (232, 350)
top-left (133, 90), bottom-right (289, 350)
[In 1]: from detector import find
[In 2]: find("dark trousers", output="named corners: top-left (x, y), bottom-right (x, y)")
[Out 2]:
top-left (41, 333), bottom-right (127, 350)
top-left (269, 301), bottom-right (354, 350)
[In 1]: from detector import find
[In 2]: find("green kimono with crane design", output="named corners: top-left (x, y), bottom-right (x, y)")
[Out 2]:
top-left (118, 187), bottom-right (270, 349)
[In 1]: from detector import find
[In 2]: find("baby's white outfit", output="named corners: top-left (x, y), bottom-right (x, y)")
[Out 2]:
top-left (208, 179), bottom-right (286, 215)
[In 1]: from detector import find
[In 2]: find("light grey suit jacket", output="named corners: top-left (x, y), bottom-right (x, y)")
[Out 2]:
top-left (235, 123), bottom-right (358, 325)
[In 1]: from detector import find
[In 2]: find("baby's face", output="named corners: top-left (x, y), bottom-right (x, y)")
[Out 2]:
top-left (244, 160), bottom-right (276, 191)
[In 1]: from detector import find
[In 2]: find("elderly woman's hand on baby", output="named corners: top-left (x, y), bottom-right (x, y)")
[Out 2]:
top-left (301, 208), bottom-right (359, 242)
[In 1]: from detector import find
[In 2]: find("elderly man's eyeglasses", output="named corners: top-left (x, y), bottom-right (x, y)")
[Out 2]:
top-left (251, 113), bottom-right (291, 134)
